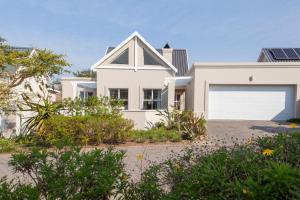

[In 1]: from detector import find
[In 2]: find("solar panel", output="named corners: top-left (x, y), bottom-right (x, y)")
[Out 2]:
top-left (294, 48), bottom-right (300, 58)
top-left (270, 48), bottom-right (288, 60)
top-left (283, 48), bottom-right (300, 59)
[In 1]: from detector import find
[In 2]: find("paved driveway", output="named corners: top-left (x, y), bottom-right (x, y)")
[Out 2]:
top-left (207, 120), bottom-right (300, 144)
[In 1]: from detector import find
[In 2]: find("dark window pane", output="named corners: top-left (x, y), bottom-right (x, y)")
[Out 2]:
top-left (143, 101), bottom-right (153, 110)
top-left (80, 91), bottom-right (84, 100)
top-left (110, 89), bottom-right (118, 99)
top-left (111, 49), bottom-right (129, 64)
top-left (87, 92), bottom-right (93, 97)
top-left (153, 90), bottom-right (161, 100)
top-left (144, 89), bottom-right (152, 100)
top-left (144, 49), bottom-right (161, 65)
top-left (120, 89), bottom-right (128, 99)
top-left (153, 101), bottom-right (161, 110)
top-left (123, 101), bottom-right (128, 110)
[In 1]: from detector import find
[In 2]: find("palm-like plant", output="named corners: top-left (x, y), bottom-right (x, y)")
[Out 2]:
top-left (156, 109), bottom-right (206, 140)
top-left (18, 94), bottom-right (62, 136)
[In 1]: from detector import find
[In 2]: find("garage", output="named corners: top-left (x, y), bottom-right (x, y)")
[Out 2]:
top-left (208, 85), bottom-right (295, 120)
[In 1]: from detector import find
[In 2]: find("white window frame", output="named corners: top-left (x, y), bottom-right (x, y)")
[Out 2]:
top-left (110, 48), bottom-right (129, 65)
top-left (143, 89), bottom-right (162, 110)
top-left (109, 88), bottom-right (129, 110)
top-left (143, 48), bottom-right (161, 66)
top-left (79, 91), bottom-right (94, 101)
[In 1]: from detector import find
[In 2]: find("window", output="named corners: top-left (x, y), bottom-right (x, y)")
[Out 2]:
top-left (143, 49), bottom-right (161, 65)
top-left (174, 93), bottom-right (181, 110)
top-left (80, 91), bottom-right (85, 100)
top-left (109, 89), bottom-right (128, 110)
top-left (87, 92), bottom-right (93, 97)
top-left (111, 48), bottom-right (129, 64)
top-left (79, 91), bottom-right (94, 101)
top-left (143, 89), bottom-right (161, 110)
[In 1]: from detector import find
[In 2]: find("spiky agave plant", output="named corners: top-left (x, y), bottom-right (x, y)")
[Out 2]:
top-left (18, 93), bottom-right (62, 136)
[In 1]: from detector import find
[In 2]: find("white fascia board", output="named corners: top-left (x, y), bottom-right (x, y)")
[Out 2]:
top-left (165, 76), bottom-right (192, 80)
top-left (96, 65), bottom-right (170, 71)
top-left (91, 32), bottom-right (178, 73)
top-left (97, 65), bottom-right (135, 70)
top-left (193, 62), bottom-right (300, 67)
top-left (138, 66), bottom-right (170, 70)
top-left (135, 32), bottom-right (177, 73)
top-left (164, 76), bottom-right (192, 86)
top-left (91, 32), bottom-right (138, 71)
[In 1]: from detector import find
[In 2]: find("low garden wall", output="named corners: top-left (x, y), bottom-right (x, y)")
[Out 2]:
top-left (122, 110), bottom-right (162, 129)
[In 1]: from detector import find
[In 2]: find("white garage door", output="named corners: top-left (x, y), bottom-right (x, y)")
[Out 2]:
top-left (208, 85), bottom-right (295, 120)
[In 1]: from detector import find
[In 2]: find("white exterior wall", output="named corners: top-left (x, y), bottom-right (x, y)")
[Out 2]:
top-left (1, 75), bottom-right (52, 137)
top-left (187, 62), bottom-right (300, 119)
top-left (122, 110), bottom-right (162, 129)
top-left (61, 77), bottom-right (96, 99)
top-left (97, 69), bottom-right (173, 110)
top-left (97, 69), bottom-right (173, 129)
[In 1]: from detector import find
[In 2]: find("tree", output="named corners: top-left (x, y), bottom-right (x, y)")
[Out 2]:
top-left (0, 37), bottom-right (4, 43)
top-left (72, 69), bottom-right (96, 78)
top-left (0, 37), bottom-right (70, 109)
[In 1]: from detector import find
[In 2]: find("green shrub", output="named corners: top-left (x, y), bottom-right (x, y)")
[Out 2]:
top-left (287, 118), bottom-right (300, 124)
top-left (0, 178), bottom-right (39, 200)
top-left (0, 138), bottom-right (17, 153)
top-left (62, 96), bottom-right (123, 117)
top-left (42, 115), bottom-right (134, 145)
top-left (257, 133), bottom-right (300, 168)
top-left (129, 128), bottom-right (181, 143)
top-left (235, 162), bottom-right (300, 199)
top-left (125, 133), bottom-right (300, 199)
top-left (0, 147), bottom-right (126, 199)
top-left (20, 95), bottom-right (123, 138)
top-left (156, 110), bottom-right (206, 140)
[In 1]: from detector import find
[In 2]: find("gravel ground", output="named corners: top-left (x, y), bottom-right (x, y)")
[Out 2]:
top-left (1, 120), bottom-right (299, 181)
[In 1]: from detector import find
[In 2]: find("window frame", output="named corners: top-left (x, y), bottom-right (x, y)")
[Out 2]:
top-left (109, 88), bottom-right (129, 110)
top-left (79, 91), bottom-right (95, 101)
top-left (143, 89), bottom-right (162, 110)
top-left (174, 93), bottom-right (182, 110)
top-left (143, 48), bottom-right (161, 66)
top-left (110, 48), bottom-right (129, 65)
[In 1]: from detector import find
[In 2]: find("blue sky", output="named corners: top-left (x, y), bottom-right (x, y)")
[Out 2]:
top-left (1, 0), bottom-right (299, 73)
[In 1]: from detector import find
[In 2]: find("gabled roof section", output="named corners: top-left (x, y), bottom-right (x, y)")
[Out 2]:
top-left (107, 47), bottom-right (188, 76)
top-left (258, 48), bottom-right (300, 62)
top-left (91, 32), bottom-right (178, 73)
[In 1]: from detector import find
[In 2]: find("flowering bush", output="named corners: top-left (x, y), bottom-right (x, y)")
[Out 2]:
top-left (124, 133), bottom-right (300, 199)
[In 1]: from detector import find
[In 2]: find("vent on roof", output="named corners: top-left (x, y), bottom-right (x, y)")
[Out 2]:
top-left (163, 43), bottom-right (171, 49)
top-left (270, 48), bottom-right (300, 60)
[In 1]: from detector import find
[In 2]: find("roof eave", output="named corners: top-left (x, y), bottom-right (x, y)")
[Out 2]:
top-left (91, 32), bottom-right (178, 73)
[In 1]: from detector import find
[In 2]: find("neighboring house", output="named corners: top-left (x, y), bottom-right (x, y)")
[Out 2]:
top-left (61, 33), bottom-right (300, 129)
top-left (0, 47), bottom-right (56, 137)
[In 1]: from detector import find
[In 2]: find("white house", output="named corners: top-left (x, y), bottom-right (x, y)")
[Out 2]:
top-left (61, 32), bottom-right (300, 129)
top-left (0, 47), bottom-right (59, 137)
